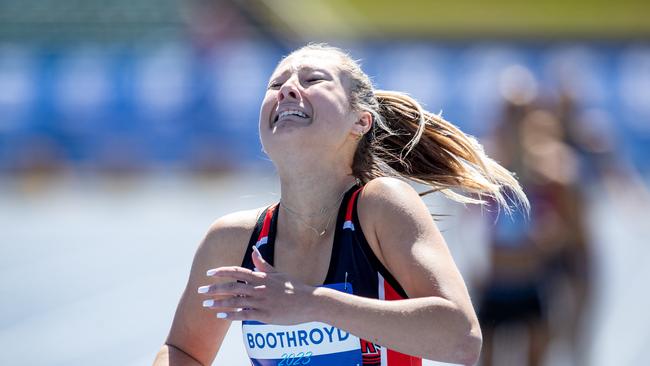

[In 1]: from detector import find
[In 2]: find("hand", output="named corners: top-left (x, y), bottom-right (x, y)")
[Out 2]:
top-left (198, 246), bottom-right (317, 325)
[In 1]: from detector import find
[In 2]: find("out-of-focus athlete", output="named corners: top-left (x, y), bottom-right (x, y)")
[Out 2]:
top-left (153, 44), bottom-right (528, 366)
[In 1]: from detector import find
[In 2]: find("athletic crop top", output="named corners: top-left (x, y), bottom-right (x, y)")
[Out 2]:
top-left (240, 185), bottom-right (423, 366)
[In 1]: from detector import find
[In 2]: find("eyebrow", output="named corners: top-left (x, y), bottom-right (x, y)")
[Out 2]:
top-left (270, 66), bottom-right (331, 81)
top-left (293, 65), bottom-right (328, 73)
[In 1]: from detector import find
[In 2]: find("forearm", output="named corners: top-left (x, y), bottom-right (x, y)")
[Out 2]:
top-left (153, 344), bottom-right (205, 366)
top-left (310, 287), bottom-right (481, 365)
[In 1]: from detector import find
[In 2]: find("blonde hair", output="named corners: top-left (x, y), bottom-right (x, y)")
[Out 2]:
top-left (287, 44), bottom-right (529, 214)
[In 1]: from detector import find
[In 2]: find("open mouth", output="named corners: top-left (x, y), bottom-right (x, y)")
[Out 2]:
top-left (272, 109), bottom-right (311, 126)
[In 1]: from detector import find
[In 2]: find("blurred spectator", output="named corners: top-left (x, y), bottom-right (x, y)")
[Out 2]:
top-left (477, 76), bottom-right (592, 366)
top-left (555, 90), bottom-right (650, 213)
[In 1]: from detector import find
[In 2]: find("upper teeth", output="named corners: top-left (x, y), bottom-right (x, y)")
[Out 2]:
top-left (278, 110), bottom-right (308, 120)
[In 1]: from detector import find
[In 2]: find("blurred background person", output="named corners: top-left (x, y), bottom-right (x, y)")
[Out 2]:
top-left (478, 87), bottom-right (592, 366)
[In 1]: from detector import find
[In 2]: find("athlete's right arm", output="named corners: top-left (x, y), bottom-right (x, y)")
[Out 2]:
top-left (153, 209), bottom-right (260, 366)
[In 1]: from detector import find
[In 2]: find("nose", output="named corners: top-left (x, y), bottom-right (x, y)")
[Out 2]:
top-left (277, 78), bottom-right (301, 102)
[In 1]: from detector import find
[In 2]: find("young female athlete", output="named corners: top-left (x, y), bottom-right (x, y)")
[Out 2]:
top-left (153, 44), bottom-right (528, 366)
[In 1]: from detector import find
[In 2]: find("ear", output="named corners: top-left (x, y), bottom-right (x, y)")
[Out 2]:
top-left (353, 111), bottom-right (373, 136)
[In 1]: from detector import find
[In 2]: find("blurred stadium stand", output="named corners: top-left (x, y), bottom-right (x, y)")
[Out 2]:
top-left (1, 0), bottom-right (649, 175)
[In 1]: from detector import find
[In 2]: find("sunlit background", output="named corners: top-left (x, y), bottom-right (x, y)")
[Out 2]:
top-left (1, 1), bottom-right (649, 365)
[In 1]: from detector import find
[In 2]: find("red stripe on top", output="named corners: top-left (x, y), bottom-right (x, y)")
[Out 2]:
top-left (257, 204), bottom-right (278, 242)
top-left (387, 350), bottom-right (422, 366)
top-left (345, 187), bottom-right (364, 222)
top-left (383, 278), bottom-right (423, 366)
top-left (383, 278), bottom-right (402, 301)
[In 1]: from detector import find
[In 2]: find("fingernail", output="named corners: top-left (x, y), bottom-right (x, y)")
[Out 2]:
top-left (197, 285), bottom-right (210, 294)
top-left (206, 268), bottom-right (218, 276)
top-left (216, 312), bottom-right (228, 319)
top-left (202, 299), bottom-right (214, 307)
top-left (253, 246), bottom-right (260, 254)
top-left (253, 267), bottom-right (259, 272)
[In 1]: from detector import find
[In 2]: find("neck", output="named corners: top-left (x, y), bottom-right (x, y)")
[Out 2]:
top-left (275, 160), bottom-right (357, 246)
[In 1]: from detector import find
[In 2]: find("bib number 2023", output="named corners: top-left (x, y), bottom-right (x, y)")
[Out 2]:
top-left (278, 351), bottom-right (313, 365)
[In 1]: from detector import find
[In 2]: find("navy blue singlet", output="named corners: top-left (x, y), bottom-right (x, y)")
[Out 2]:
top-left (240, 185), bottom-right (422, 366)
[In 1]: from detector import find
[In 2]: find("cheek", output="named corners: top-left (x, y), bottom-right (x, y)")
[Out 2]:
top-left (316, 91), bottom-right (354, 125)
top-left (259, 94), bottom-right (275, 124)
top-left (312, 90), bottom-right (350, 119)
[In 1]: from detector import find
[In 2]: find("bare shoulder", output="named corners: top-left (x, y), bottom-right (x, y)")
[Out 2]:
top-left (358, 177), bottom-right (429, 227)
top-left (357, 177), bottom-right (435, 266)
top-left (196, 207), bottom-right (265, 265)
top-left (164, 206), bottom-right (265, 365)
top-left (357, 179), bottom-right (465, 303)
top-left (359, 176), bottom-right (422, 210)
top-left (207, 207), bottom-right (262, 238)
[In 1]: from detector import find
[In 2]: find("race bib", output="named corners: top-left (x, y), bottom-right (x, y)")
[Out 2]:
top-left (242, 283), bottom-right (362, 366)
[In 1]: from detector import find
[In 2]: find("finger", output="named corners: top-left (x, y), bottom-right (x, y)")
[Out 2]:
top-left (216, 308), bottom-right (263, 321)
top-left (203, 296), bottom-right (257, 310)
top-left (197, 281), bottom-right (255, 296)
top-left (252, 246), bottom-right (275, 273)
top-left (205, 266), bottom-right (265, 283)
top-left (200, 300), bottom-right (241, 313)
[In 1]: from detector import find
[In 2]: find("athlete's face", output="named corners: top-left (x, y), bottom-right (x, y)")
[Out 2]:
top-left (259, 50), bottom-right (362, 160)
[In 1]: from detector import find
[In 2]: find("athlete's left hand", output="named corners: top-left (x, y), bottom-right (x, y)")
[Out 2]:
top-left (199, 246), bottom-right (318, 325)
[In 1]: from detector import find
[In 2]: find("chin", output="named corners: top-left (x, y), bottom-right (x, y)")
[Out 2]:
top-left (263, 135), bottom-right (321, 159)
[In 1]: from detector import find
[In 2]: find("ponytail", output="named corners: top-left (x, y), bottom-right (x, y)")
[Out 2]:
top-left (353, 90), bottom-right (529, 214)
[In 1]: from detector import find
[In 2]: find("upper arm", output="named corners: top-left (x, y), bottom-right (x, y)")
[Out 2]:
top-left (358, 178), bottom-right (474, 310)
top-left (165, 208), bottom-right (260, 366)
